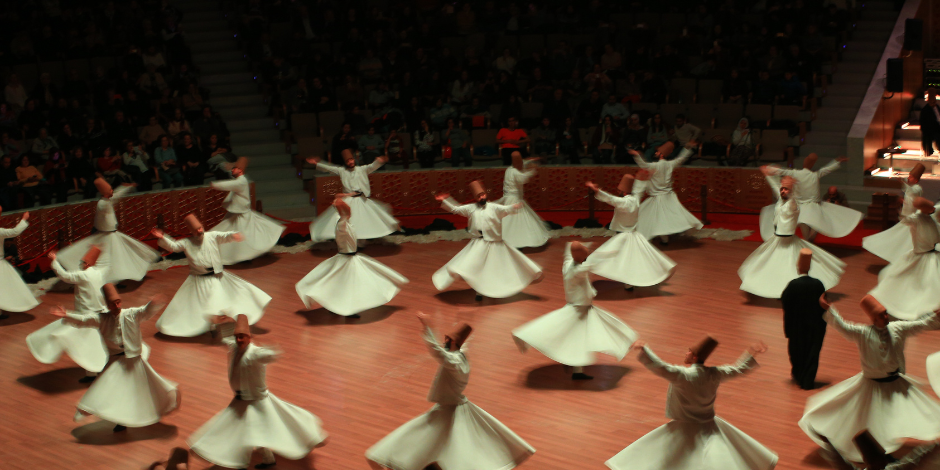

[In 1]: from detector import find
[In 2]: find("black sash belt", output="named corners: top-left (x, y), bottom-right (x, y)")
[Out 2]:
top-left (775, 233), bottom-right (794, 237)
top-left (234, 391), bottom-right (243, 400)
top-left (198, 268), bottom-right (216, 276)
top-left (340, 251), bottom-right (356, 256)
top-left (872, 369), bottom-right (901, 383)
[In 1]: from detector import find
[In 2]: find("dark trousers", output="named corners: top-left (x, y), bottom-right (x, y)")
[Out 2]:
top-left (450, 147), bottom-right (472, 167)
top-left (559, 141), bottom-right (580, 164)
top-left (593, 147), bottom-right (613, 164)
top-left (787, 326), bottom-right (826, 389)
top-left (500, 147), bottom-right (526, 165)
top-left (923, 128), bottom-right (940, 155)
top-left (417, 149), bottom-right (436, 168)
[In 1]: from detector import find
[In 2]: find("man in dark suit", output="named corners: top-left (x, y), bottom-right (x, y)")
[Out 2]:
top-left (921, 87), bottom-right (940, 156)
top-left (781, 248), bottom-right (827, 389)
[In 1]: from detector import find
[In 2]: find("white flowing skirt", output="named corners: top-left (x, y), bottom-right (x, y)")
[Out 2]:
top-left (493, 196), bottom-right (550, 248)
top-left (798, 373), bottom-right (940, 462)
top-left (188, 394), bottom-right (328, 469)
top-left (798, 201), bottom-right (863, 238)
top-left (0, 259), bottom-right (39, 312)
top-left (76, 356), bottom-right (179, 427)
top-left (637, 191), bottom-right (704, 240)
top-left (738, 235), bottom-right (845, 299)
top-left (868, 251), bottom-right (940, 320)
top-left (861, 222), bottom-right (913, 263)
top-left (606, 417), bottom-right (778, 470)
top-left (210, 211), bottom-right (285, 265)
top-left (26, 319), bottom-right (109, 372)
top-left (588, 230), bottom-right (677, 286)
top-left (309, 197), bottom-right (399, 242)
top-left (512, 304), bottom-right (638, 367)
top-left (366, 401), bottom-right (535, 470)
top-left (432, 239), bottom-right (543, 298)
top-left (156, 272), bottom-right (271, 337)
top-left (295, 253), bottom-right (408, 316)
top-left (56, 231), bottom-right (161, 283)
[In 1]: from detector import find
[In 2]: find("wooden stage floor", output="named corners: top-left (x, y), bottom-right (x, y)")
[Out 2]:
top-left (2, 235), bottom-right (939, 470)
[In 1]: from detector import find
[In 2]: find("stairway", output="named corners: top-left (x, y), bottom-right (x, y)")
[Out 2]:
top-left (178, 0), bottom-right (314, 219)
top-left (801, 0), bottom-right (899, 213)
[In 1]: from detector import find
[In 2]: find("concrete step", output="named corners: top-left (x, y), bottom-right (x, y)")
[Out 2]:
top-left (187, 30), bottom-right (237, 43)
top-left (226, 117), bottom-right (274, 131)
top-left (831, 73), bottom-right (876, 85)
top-left (835, 62), bottom-right (877, 75)
top-left (256, 191), bottom-right (312, 212)
top-left (824, 83), bottom-right (870, 98)
top-left (816, 106), bottom-right (858, 121)
top-left (852, 29), bottom-right (891, 42)
top-left (802, 143), bottom-right (847, 158)
top-left (217, 104), bottom-right (267, 119)
top-left (255, 178), bottom-right (305, 196)
top-left (242, 153), bottom-right (291, 169)
top-left (200, 61), bottom-right (247, 75)
top-left (201, 72), bottom-right (253, 86)
top-left (812, 118), bottom-right (854, 133)
top-left (842, 50), bottom-right (884, 62)
top-left (822, 95), bottom-right (864, 109)
top-left (250, 165), bottom-right (298, 181)
top-left (896, 128), bottom-right (921, 140)
top-left (212, 95), bottom-right (261, 108)
top-left (208, 82), bottom-right (258, 97)
top-left (191, 39), bottom-right (237, 53)
top-left (185, 19), bottom-right (229, 31)
top-left (855, 20), bottom-right (895, 32)
top-left (193, 51), bottom-right (245, 64)
top-left (230, 129), bottom-right (282, 144)
top-left (181, 11), bottom-right (221, 21)
top-left (896, 138), bottom-right (920, 148)
top-left (232, 142), bottom-right (288, 157)
top-left (847, 40), bottom-right (889, 53)
top-left (803, 130), bottom-right (847, 145)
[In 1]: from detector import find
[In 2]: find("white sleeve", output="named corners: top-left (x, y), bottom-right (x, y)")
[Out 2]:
top-left (824, 307), bottom-right (866, 342)
top-left (0, 219), bottom-right (28, 238)
top-left (110, 185), bottom-right (134, 203)
top-left (442, 198), bottom-right (475, 218)
top-left (315, 162), bottom-right (343, 175)
top-left (52, 259), bottom-right (88, 284)
top-left (365, 159), bottom-right (385, 173)
top-left (672, 147), bottom-right (693, 166)
top-left (817, 160), bottom-right (841, 178)
top-left (638, 346), bottom-right (683, 382)
top-left (716, 352), bottom-right (758, 382)
top-left (210, 178), bottom-right (241, 192)
top-left (157, 234), bottom-right (186, 253)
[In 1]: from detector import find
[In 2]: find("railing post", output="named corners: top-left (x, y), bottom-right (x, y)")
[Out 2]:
top-left (700, 184), bottom-right (711, 225)
top-left (588, 188), bottom-right (595, 221)
top-left (57, 228), bottom-right (66, 250)
top-left (157, 213), bottom-right (165, 230)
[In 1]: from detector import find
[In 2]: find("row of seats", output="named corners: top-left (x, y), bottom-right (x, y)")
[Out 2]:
top-left (3, 57), bottom-right (123, 90)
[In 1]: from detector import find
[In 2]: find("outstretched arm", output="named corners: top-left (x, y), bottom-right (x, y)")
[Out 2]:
top-left (418, 312), bottom-right (462, 368)
top-left (50, 258), bottom-right (89, 285)
top-left (314, 160), bottom-right (343, 175)
top-left (0, 217), bottom-right (29, 238)
top-left (210, 177), bottom-right (242, 192)
top-left (365, 155), bottom-right (388, 173)
top-left (441, 197), bottom-right (475, 218)
top-left (671, 147), bottom-right (694, 167)
top-left (817, 158), bottom-right (843, 179)
top-left (822, 305), bottom-right (865, 342)
top-left (155, 231), bottom-right (185, 253)
top-left (631, 149), bottom-right (650, 168)
top-left (110, 184), bottom-right (134, 203)
top-left (892, 310), bottom-right (940, 337)
top-left (637, 345), bottom-right (682, 382)
top-left (717, 341), bottom-right (765, 382)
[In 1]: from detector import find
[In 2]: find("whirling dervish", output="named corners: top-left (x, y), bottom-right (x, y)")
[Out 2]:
top-left (0, 209), bottom-right (38, 319)
top-left (606, 337), bottom-right (777, 470)
top-left (26, 247), bottom-right (111, 381)
top-left (306, 151), bottom-right (399, 243)
top-left (867, 196), bottom-right (940, 320)
top-left (493, 151), bottom-right (550, 248)
top-left (208, 156), bottom-right (286, 264)
top-left (432, 180), bottom-right (543, 300)
top-left (630, 144), bottom-right (703, 244)
top-left (152, 214), bottom-right (271, 337)
top-left (64, 286), bottom-right (180, 433)
top-left (188, 314), bottom-right (328, 469)
top-left (512, 241), bottom-right (638, 380)
top-left (799, 295), bottom-right (940, 462)
top-left (585, 171), bottom-right (676, 290)
top-left (862, 163), bottom-right (927, 263)
top-left (366, 312), bottom-right (535, 470)
top-left (762, 154), bottom-right (862, 241)
top-left (55, 178), bottom-right (160, 283)
top-left (738, 168), bottom-right (845, 299)
top-left (295, 196), bottom-right (408, 317)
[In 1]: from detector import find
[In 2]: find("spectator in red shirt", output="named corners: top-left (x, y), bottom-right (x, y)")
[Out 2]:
top-left (496, 117), bottom-right (529, 165)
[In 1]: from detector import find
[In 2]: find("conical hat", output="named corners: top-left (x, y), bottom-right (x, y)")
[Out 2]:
top-left (913, 196), bottom-right (935, 214)
top-left (469, 180), bottom-right (486, 197)
top-left (910, 163), bottom-right (926, 182)
top-left (618, 174), bottom-right (635, 193)
top-left (691, 335), bottom-right (719, 362)
top-left (860, 295), bottom-right (887, 318)
top-left (797, 248), bottom-right (812, 274)
top-left (102, 283), bottom-right (120, 303)
top-left (511, 151), bottom-right (523, 171)
top-left (81, 245), bottom-right (102, 267)
top-left (234, 156), bottom-right (249, 171)
top-left (803, 153), bottom-right (818, 170)
top-left (94, 177), bottom-right (111, 195)
top-left (657, 141), bottom-right (675, 157)
top-left (342, 148), bottom-right (355, 163)
top-left (570, 241), bottom-right (590, 261)
top-left (183, 214), bottom-right (203, 232)
top-left (234, 314), bottom-right (251, 337)
top-left (447, 323), bottom-right (473, 349)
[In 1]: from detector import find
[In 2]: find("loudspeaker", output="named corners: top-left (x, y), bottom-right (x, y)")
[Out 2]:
top-left (904, 18), bottom-right (923, 51)
top-left (886, 58), bottom-right (904, 92)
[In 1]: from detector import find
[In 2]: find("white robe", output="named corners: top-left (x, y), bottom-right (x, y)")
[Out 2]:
top-left (588, 185), bottom-right (677, 286)
top-left (606, 346), bottom-right (777, 470)
top-left (366, 326), bottom-right (535, 470)
top-left (494, 162), bottom-right (550, 248)
top-left (739, 176), bottom-right (845, 298)
top-left (633, 149), bottom-right (704, 239)
top-left (799, 308), bottom-right (940, 462)
top-left (156, 232), bottom-right (271, 337)
top-left (862, 182), bottom-right (931, 263)
top-left (55, 186), bottom-right (161, 282)
top-left (295, 213), bottom-right (408, 316)
top-left (73, 303), bottom-right (180, 427)
top-left (189, 328), bottom-right (328, 468)
top-left (0, 219), bottom-right (39, 312)
top-left (432, 199), bottom-right (542, 298)
top-left (208, 175), bottom-right (286, 264)
top-left (868, 208), bottom-right (940, 320)
top-left (760, 161), bottom-right (863, 239)
top-left (308, 160), bottom-right (399, 242)
top-left (512, 243), bottom-right (638, 366)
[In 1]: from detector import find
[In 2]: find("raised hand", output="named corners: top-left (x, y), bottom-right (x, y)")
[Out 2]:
top-left (836, 156), bottom-right (848, 163)
top-left (416, 311), bottom-right (430, 326)
top-left (232, 233), bottom-right (245, 242)
top-left (305, 156), bottom-right (321, 165)
top-left (627, 149), bottom-right (641, 157)
top-left (47, 250), bottom-right (57, 261)
top-left (151, 227), bottom-right (164, 239)
top-left (585, 181), bottom-right (600, 192)
top-left (21, 211), bottom-right (29, 221)
top-left (747, 340), bottom-right (768, 356)
top-left (376, 155), bottom-right (389, 164)
top-left (760, 165), bottom-right (773, 176)
top-left (434, 193), bottom-right (450, 202)
top-left (50, 305), bottom-right (67, 318)
top-left (630, 340), bottom-right (647, 351)
top-left (819, 293), bottom-right (831, 311)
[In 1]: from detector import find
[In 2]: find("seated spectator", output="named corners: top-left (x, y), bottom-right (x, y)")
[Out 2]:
top-left (414, 120), bottom-right (437, 168)
top-left (543, 89), bottom-right (571, 127)
top-left (385, 129), bottom-right (406, 168)
top-left (751, 70), bottom-right (776, 105)
top-left (429, 98), bottom-right (457, 130)
top-left (142, 46), bottom-right (167, 71)
top-left (727, 118), bottom-right (756, 166)
top-left (622, 114), bottom-right (647, 153)
top-left (2, 132), bottom-right (23, 160)
top-left (16, 155), bottom-right (51, 207)
top-left (137, 65), bottom-right (168, 100)
top-left (824, 186), bottom-right (849, 206)
top-left (31, 73), bottom-right (60, 111)
top-left (166, 108), bottom-right (191, 143)
top-left (640, 71), bottom-right (668, 104)
top-left (346, 106), bottom-right (369, 134)
top-left (527, 68), bottom-right (554, 103)
top-left (80, 118), bottom-right (109, 153)
top-left (600, 44), bottom-right (623, 74)
top-left (308, 77), bottom-right (335, 113)
top-left (192, 106), bottom-right (226, 147)
top-left (358, 125), bottom-right (385, 165)
top-left (31, 128), bottom-right (58, 160)
top-left (776, 71), bottom-right (807, 107)
top-left (591, 115), bottom-right (620, 164)
top-left (182, 83), bottom-right (205, 117)
top-left (530, 117), bottom-right (557, 161)
top-left (18, 100), bottom-right (46, 139)
top-left (645, 113), bottom-right (671, 159)
top-left (368, 81), bottom-right (395, 111)
top-left (722, 69), bottom-right (750, 104)
top-left (584, 64), bottom-right (612, 94)
top-left (108, 111), bottom-right (137, 147)
top-left (576, 90), bottom-right (603, 128)
top-left (0, 155), bottom-right (19, 209)
top-left (5, 74), bottom-right (27, 111)
top-left (558, 116), bottom-right (582, 165)
top-left (600, 94), bottom-right (629, 125)
top-left (358, 49), bottom-right (384, 83)
top-left (42, 148), bottom-right (69, 203)
top-left (496, 116), bottom-right (529, 165)
top-left (176, 134), bottom-right (205, 186)
top-left (140, 116), bottom-right (167, 147)
top-left (331, 123), bottom-right (357, 164)
top-left (204, 135), bottom-right (235, 180)
top-left (495, 48), bottom-right (517, 75)
top-left (451, 72), bottom-right (474, 105)
top-left (153, 135), bottom-right (183, 188)
top-left (443, 118), bottom-right (471, 167)
top-left (672, 114), bottom-right (702, 152)
top-left (619, 72), bottom-right (643, 103)
top-left (67, 146), bottom-right (98, 199)
top-left (96, 145), bottom-right (133, 187)
top-left (122, 140), bottom-right (153, 191)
